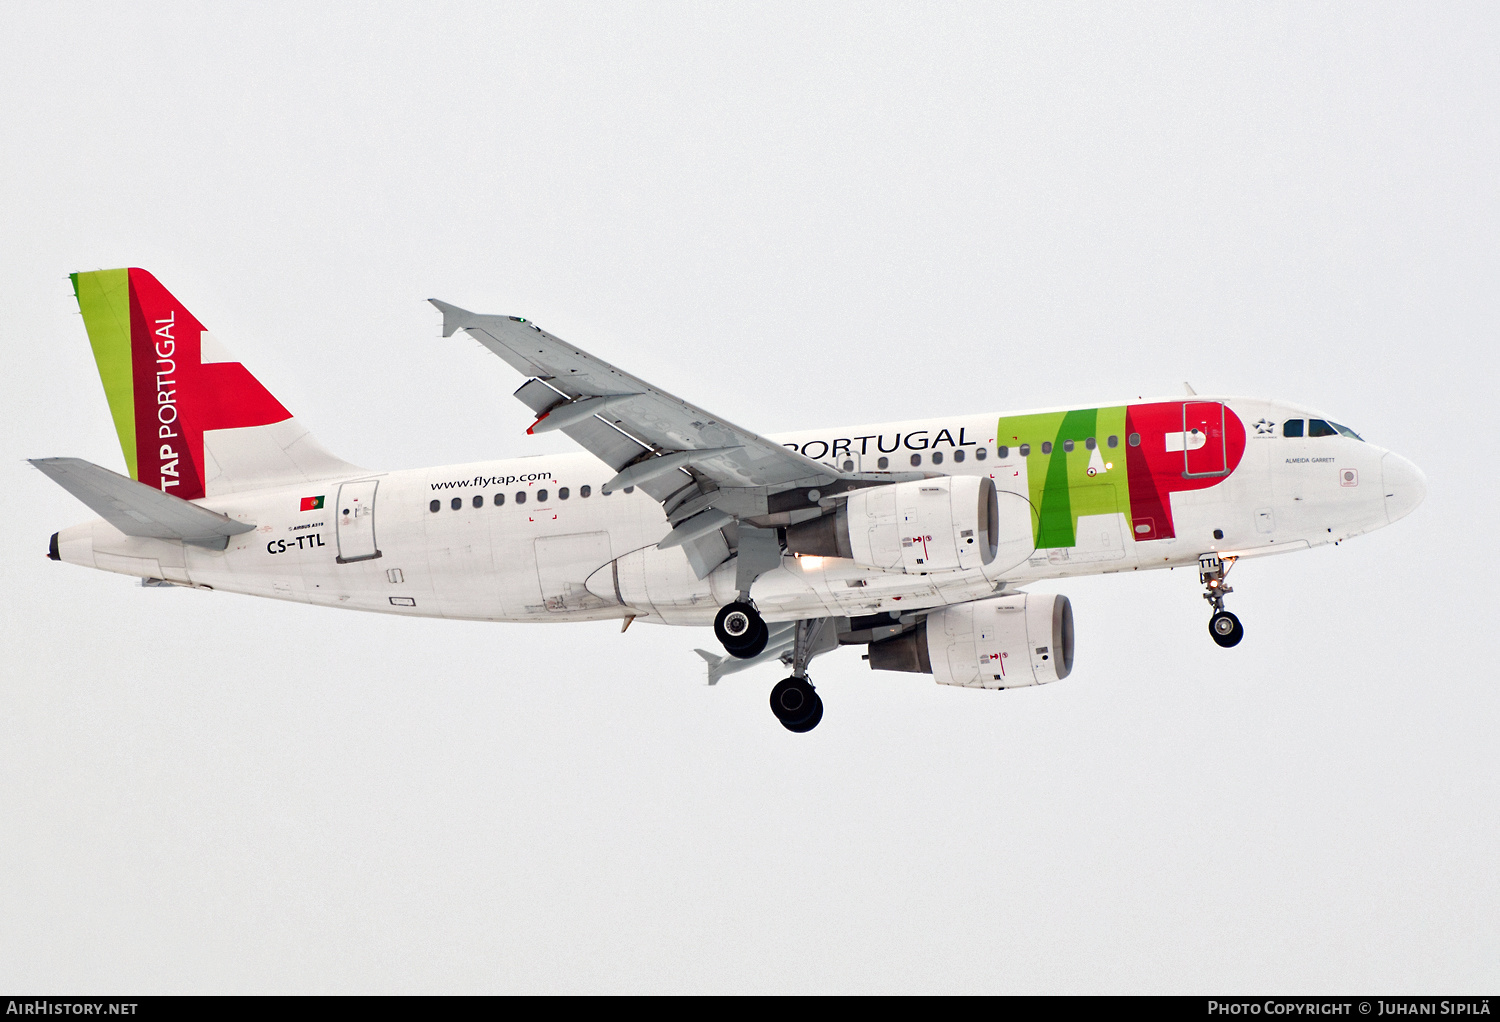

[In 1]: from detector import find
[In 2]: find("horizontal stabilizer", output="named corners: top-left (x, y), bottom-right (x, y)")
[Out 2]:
top-left (30, 457), bottom-right (255, 550)
top-left (693, 622), bottom-right (796, 685)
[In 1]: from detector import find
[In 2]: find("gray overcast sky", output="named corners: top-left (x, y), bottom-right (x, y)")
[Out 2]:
top-left (2, 2), bottom-right (1496, 993)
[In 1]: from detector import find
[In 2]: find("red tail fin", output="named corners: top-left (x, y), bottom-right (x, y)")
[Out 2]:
top-left (73, 268), bottom-right (359, 498)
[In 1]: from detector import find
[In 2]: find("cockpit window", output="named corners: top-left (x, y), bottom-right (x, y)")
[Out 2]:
top-left (1309, 419), bottom-right (1337, 437)
top-left (1283, 419), bottom-right (1304, 438)
top-left (1329, 421), bottom-right (1363, 441)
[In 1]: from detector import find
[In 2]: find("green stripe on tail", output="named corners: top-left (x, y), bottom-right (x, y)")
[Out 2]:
top-left (71, 269), bottom-right (138, 479)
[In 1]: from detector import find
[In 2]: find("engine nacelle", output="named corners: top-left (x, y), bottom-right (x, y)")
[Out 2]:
top-left (786, 476), bottom-right (1000, 573)
top-left (866, 593), bottom-right (1074, 689)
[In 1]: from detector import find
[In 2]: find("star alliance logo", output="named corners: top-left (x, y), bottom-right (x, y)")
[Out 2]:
top-left (1251, 418), bottom-right (1276, 437)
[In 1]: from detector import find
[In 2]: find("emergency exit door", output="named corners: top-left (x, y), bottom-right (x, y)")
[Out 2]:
top-left (335, 479), bottom-right (382, 563)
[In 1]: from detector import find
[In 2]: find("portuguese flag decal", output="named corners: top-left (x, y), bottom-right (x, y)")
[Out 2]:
top-left (300, 495), bottom-right (325, 511)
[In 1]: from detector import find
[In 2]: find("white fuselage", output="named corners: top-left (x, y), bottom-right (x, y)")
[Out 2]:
top-left (52, 398), bottom-right (1419, 627)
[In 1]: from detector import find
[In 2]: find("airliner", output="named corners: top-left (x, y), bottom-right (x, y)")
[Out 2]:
top-left (33, 269), bottom-right (1426, 732)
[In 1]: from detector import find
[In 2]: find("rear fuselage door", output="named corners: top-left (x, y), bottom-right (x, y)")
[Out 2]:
top-left (1182, 402), bottom-right (1228, 478)
top-left (335, 479), bottom-right (382, 563)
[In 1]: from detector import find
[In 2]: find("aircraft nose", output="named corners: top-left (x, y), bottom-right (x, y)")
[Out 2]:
top-left (1381, 452), bottom-right (1427, 524)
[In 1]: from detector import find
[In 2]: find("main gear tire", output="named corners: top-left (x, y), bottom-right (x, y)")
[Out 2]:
top-left (770, 676), bottom-right (818, 725)
top-left (780, 693), bottom-right (824, 733)
top-left (716, 602), bottom-right (768, 659)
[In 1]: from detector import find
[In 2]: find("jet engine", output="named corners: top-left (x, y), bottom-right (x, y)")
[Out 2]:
top-left (785, 476), bottom-right (1001, 573)
top-left (866, 593), bottom-right (1074, 688)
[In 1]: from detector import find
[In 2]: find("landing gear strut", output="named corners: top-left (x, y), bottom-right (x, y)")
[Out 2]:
top-left (1200, 553), bottom-right (1244, 648)
top-left (715, 601), bottom-right (768, 659)
top-left (770, 618), bottom-right (832, 733)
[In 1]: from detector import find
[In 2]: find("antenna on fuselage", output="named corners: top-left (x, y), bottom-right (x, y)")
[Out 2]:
top-left (1184, 382), bottom-right (1198, 396)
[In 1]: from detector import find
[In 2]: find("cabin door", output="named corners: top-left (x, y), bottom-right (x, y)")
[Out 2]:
top-left (335, 479), bottom-right (382, 563)
top-left (1182, 402), bottom-right (1228, 478)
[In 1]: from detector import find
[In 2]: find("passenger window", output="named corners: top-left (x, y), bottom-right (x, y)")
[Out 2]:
top-left (1283, 419), bottom-right (1304, 438)
top-left (559, 487), bottom-right (569, 500)
top-left (429, 499), bottom-right (440, 513)
top-left (515, 491), bottom-right (526, 505)
top-left (977, 447), bottom-right (989, 461)
top-left (843, 460), bottom-right (854, 471)
top-left (953, 449), bottom-right (965, 463)
top-left (602, 487), bottom-right (612, 496)
top-left (1107, 435), bottom-right (1118, 448)
top-left (1085, 437), bottom-right (1096, 450)
top-left (450, 497), bottom-right (462, 511)
top-left (1041, 442), bottom-right (1052, 454)
top-left (877, 456), bottom-right (889, 469)
top-left (1128, 433), bottom-right (1140, 447)
top-left (931, 451), bottom-right (943, 465)
top-left (624, 486), bottom-right (634, 494)
top-left (1062, 439), bottom-right (1074, 453)
top-left (1019, 443), bottom-right (1030, 456)
top-left (1308, 419), bottom-right (1337, 438)
top-left (494, 493), bottom-right (504, 506)
top-left (910, 454), bottom-right (922, 467)
top-left (472, 495), bottom-right (483, 509)
top-left (537, 489), bottom-right (548, 502)
top-left (580, 485), bottom-right (591, 498)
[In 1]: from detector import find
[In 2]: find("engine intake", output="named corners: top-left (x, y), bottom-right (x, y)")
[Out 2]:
top-left (786, 476), bottom-right (1000, 573)
top-left (867, 593), bottom-right (1074, 688)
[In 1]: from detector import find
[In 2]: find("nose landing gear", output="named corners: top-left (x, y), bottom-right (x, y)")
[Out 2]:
top-left (1200, 553), bottom-right (1243, 648)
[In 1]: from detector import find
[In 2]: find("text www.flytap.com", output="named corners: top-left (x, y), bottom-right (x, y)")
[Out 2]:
top-left (430, 472), bottom-right (551, 491)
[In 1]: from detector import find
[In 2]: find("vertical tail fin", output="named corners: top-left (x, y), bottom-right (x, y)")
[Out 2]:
top-left (71, 268), bottom-right (360, 499)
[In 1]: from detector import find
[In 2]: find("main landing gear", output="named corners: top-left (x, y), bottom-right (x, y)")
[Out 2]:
top-left (769, 618), bottom-right (835, 733)
top-left (713, 599), bottom-right (834, 732)
top-left (1200, 553), bottom-right (1244, 648)
top-left (715, 601), bottom-right (768, 659)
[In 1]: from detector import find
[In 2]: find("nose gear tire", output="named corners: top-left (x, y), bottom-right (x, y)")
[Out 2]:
top-left (1209, 611), bottom-right (1244, 648)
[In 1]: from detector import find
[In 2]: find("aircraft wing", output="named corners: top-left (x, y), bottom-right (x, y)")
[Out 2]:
top-left (429, 301), bottom-right (842, 499)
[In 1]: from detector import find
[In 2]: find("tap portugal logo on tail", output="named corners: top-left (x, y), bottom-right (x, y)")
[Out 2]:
top-left (71, 268), bottom-right (351, 501)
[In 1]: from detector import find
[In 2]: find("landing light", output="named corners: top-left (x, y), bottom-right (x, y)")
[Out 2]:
top-left (798, 555), bottom-right (827, 569)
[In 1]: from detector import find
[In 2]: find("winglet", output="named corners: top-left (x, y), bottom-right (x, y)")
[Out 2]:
top-left (694, 648), bottom-right (727, 686)
top-left (428, 299), bottom-right (476, 338)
